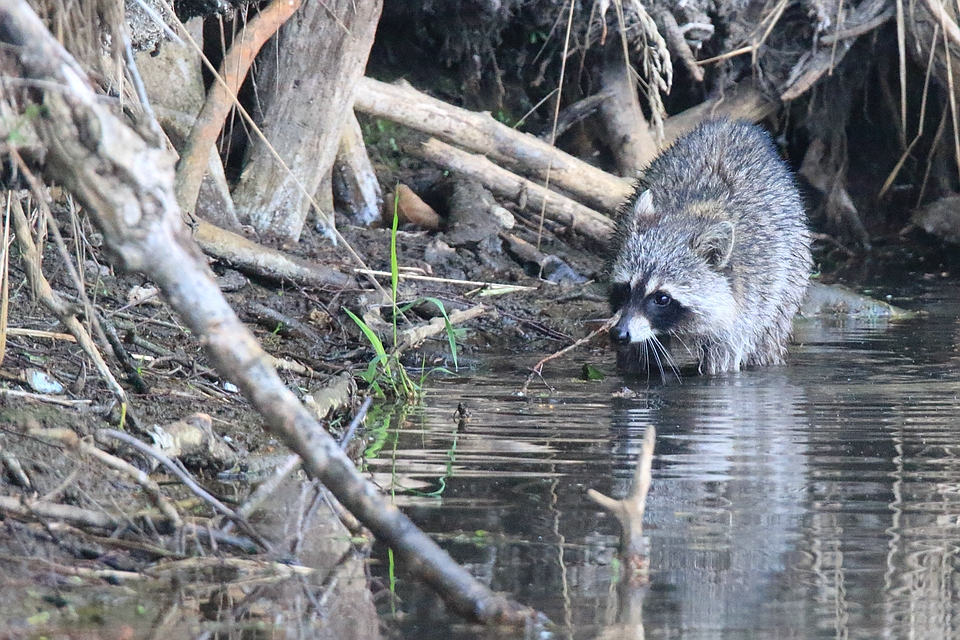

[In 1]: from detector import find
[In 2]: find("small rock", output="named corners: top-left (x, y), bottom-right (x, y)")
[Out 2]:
top-left (540, 255), bottom-right (587, 284)
top-left (215, 269), bottom-right (248, 292)
top-left (424, 239), bottom-right (457, 266)
top-left (490, 205), bottom-right (515, 230)
top-left (127, 284), bottom-right (160, 306)
top-left (25, 369), bottom-right (64, 395)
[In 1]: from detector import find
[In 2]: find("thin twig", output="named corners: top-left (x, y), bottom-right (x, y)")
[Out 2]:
top-left (340, 396), bottom-right (372, 450)
top-left (99, 429), bottom-right (270, 550)
top-left (520, 315), bottom-right (617, 395)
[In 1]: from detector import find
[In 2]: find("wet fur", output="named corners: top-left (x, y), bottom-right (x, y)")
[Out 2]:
top-left (608, 119), bottom-right (812, 376)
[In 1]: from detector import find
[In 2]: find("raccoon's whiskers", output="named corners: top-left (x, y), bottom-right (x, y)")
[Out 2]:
top-left (651, 334), bottom-right (681, 382)
top-left (645, 339), bottom-right (665, 382)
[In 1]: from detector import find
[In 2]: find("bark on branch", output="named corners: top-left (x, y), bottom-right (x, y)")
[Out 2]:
top-left (414, 137), bottom-right (615, 245)
top-left (0, 0), bottom-right (539, 625)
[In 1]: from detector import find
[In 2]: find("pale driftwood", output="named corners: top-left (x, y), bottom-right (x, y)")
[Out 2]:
top-left (334, 111), bottom-right (383, 226)
top-left (354, 77), bottom-right (633, 213)
top-left (190, 217), bottom-right (354, 289)
top-left (587, 424), bottom-right (655, 563)
top-left (415, 138), bottom-right (615, 245)
top-left (0, 2), bottom-right (538, 624)
top-left (600, 57), bottom-right (658, 177)
top-left (398, 304), bottom-right (486, 352)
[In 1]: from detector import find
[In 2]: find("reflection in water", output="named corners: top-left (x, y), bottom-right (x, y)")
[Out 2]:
top-left (371, 294), bottom-right (960, 639)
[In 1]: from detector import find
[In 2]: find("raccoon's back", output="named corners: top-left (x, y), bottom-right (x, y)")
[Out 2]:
top-left (643, 121), bottom-right (800, 226)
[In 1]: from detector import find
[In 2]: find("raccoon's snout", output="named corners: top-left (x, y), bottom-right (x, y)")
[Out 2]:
top-left (611, 313), bottom-right (653, 345)
top-left (610, 322), bottom-right (632, 345)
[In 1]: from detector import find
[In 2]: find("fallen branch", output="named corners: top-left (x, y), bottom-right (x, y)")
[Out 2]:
top-left (398, 304), bottom-right (486, 352)
top-left (0, 1), bottom-right (539, 625)
top-left (354, 77), bottom-right (633, 213)
top-left (191, 217), bottom-right (354, 288)
top-left (414, 137), bottom-right (615, 246)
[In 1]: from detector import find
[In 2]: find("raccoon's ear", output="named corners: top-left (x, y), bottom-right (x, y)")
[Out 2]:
top-left (631, 189), bottom-right (659, 227)
top-left (693, 220), bottom-right (736, 270)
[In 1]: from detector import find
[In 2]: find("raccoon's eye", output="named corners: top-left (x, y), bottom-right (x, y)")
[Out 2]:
top-left (652, 292), bottom-right (672, 307)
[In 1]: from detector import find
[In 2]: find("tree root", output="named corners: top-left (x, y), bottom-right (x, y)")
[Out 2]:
top-left (174, 0), bottom-right (302, 214)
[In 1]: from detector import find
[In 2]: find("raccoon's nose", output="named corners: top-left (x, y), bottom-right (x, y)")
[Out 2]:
top-left (610, 323), bottom-right (632, 345)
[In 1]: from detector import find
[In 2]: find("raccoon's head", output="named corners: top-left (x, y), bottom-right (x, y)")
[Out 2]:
top-left (609, 190), bottom-right (739, 347)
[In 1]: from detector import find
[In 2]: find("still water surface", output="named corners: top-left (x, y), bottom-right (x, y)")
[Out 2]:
top-left (367, 283), bottom-right (960, 639)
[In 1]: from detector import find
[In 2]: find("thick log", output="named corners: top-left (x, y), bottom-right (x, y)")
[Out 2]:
top-left (354, 76), bottom-right (634, 213)
top-left (414, 137), bottom-right (615, 245)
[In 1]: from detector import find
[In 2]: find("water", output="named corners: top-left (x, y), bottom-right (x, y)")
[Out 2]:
top-left (366, 282), bottom-right (960, 639)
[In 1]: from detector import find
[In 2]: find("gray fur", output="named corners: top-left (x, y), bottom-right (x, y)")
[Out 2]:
top-left (608, 119), bottom-right (812, 375)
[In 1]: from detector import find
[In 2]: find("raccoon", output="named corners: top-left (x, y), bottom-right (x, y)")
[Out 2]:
top-left (608, 119), bottom-right (811, 376)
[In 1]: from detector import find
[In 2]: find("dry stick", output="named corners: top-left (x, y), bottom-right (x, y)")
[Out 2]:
top-left (520, 316), bottom-right (617, 395)
top-left (0, 388), bottom-right (91, 406)
top-left (415, 138), bottom-right (615, 246)
top-left (0, 2), bottom-right (538, 624)
top-left (0, 194), bottom-right (10, 367)
top-left (354, 77), bottom-right (633, 214)
top-left (8, 196), bottom-right (127, 402)
top-left (31, 427), bottom-right (183, 527)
